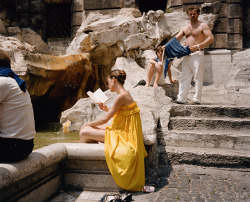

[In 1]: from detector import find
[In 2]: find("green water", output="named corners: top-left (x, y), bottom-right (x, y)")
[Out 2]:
top-left (34, 123), bottom-right (79, 150)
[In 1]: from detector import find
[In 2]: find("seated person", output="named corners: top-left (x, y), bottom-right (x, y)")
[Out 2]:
top-left (79, 69), bottom-right (147, 191)
top-left (146, 46), bottom-right (176, 87)
top-left (0, 49), bottom-right (36, 163)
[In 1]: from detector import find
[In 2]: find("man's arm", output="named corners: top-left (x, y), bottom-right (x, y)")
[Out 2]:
top-left (189, 23), bottom-right (214, 52)
top-left (198, 23), bottom-right (214, 49)
top-left (175, 27), bottom-right (185, 41)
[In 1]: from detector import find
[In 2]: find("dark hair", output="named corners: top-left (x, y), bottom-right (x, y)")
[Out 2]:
top-left (155, 46), bottom-right (163, 54)
top-left (0, 49), bottom-right (11, 67)
top-left (109, 69), bottom-right (126, 85)
top-left (186, 5), bottom-right (200, 14)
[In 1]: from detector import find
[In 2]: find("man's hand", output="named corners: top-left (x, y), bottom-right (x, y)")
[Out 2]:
top-left (189, 44), bottom-right (200, 52)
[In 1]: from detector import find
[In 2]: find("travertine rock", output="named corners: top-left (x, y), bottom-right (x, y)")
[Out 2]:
top-left (60, 57), bottom-right (172, 145)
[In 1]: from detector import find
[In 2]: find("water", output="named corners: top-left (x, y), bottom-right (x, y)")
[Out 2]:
top-left (34, 123), bottom-right (79, 150)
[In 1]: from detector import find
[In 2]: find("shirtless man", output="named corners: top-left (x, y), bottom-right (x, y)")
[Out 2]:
top-left (176, 5), bottom-right (214, 104)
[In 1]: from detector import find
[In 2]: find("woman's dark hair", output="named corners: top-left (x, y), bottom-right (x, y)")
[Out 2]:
top-left (0, 49), bottom-right (11, 67)
top-left (155, 46), bottom-right (163, 54)
top-left (186, 5), bottom-right (200, 14)
top-left (109, 69), bottom-right (126, 85)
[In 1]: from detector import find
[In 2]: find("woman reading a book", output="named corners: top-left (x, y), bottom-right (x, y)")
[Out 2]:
top-left (79, 69), bottom-right (147, 191)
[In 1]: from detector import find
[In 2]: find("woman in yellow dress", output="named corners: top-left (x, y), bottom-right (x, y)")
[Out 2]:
top-left (79, 69), bottom-right (148, 191)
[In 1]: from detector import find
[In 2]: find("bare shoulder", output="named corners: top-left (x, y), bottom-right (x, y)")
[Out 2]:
top-left (182, 24), bottom-right (190, 31)
top-left (200, 21), bottom-right (210, 29)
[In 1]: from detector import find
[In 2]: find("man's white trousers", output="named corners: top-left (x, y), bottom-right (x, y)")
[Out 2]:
top-left (177, 51), bottom-right (204, 103)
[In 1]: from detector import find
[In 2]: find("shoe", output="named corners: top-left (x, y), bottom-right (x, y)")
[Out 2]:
top-left (192, 101), bottom-right (200, 105)
top-left (133, 79), bottom-right (146, 88)
top-left (173, 100), bottom-right (185, 104)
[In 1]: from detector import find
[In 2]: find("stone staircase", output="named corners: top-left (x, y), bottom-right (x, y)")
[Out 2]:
top-left (159, 104), bottom-right (250, 167)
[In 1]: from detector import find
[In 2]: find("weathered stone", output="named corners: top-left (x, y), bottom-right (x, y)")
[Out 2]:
top-left (16, 0), bottom-right (29, 12)
top-left (123, 0), bottom-right (136, 8)
top-left (183, 0), bottom-right (201, 4)
top-left (170, 0), bottom-right (183, 7)
top-left (204, 50), bottom-right (232, 85)
top-left (71, 26), bottom-right (80, 37)
top-left (227, 4), bottom-right (242, 18)
top-left (209, 33), bottom-right (227, 49)
top-left (218, 3), bottom-right (227, 17)
top-left (71, 12), bottom-right (83, 27)
top-left (84, 0), bottom-right (122, 10)
top-left (21, 28), bottom-right (48, 53)
top-left (228, 34), bottom-right (243, 49)
top-left (227, 49), bottom-right (250, 89)
top-left (213, 17), bottom-right (227, 33)
top-left (84, 9), bottom-right (121, 19)
top-left (29, 0), bottom-right (46, 14)
top-left (201, 1), bottom-right (222, 14)
top-left (228, 18), bottom-right (242, 34)
top-left (71, 0), bottom-right (84, 12)
top-left (227, 0), bottom-right (241, 3)
top-left (43, 0), bottom-right (72, 3)
top-left (30, 14), bottom-right (46, 29)
top-left (60, 57), bottom-right (172, 145)
top-left (0, 19), bottom-right (8, 35)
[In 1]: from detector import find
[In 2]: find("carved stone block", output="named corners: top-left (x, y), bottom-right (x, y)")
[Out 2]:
top-left (84, 0), bottom-right (122, 10)
top-left (71, 0), bottom-right (84, 12)
top-left (228, 18), bottom-right (242, 34)
top-left (71, 12), bottom-right (83, 27)
top-left (227, 4), bottom-right (242, 18)
top-left (228, 34), bottom-right (243, 49)
top-left (170, 0), bottom-right (183, 7)
top-left (30, 0), bottom-right (46, 14)
top-left (218, 3), bottom-right (227, 18)
top-left (213, 17), bottom-right (228, 33)
top-left (227, 0), bottom-right (241, 3)
top-left (209, 33), bottom-right (227, 49)
top-left (123, 0), bottom-right (136, 8)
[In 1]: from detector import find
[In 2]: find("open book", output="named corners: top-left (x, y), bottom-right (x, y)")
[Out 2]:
top-left (87, 88), bottom-right (109, 103)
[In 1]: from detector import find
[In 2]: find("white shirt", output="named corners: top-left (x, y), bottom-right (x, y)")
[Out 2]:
top-left (0, 77), bottom-right (36, 140)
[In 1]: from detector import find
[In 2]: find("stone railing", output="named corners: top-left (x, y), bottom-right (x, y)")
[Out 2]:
top-left (0, 143), bottom-right (118, 202)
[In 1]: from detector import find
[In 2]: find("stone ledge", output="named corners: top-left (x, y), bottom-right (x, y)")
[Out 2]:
top-left (0, 143), bottom-right (67, 189)
top-left (206, 49), bottom-right (231, 55)
top-left (0, 143), bottom-right (109, 201)
top-left (65, 143), bottom-right (106, 160)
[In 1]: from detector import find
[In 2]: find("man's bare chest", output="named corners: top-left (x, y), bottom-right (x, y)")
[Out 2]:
top-left (184, 27), bottom-right (203, 38)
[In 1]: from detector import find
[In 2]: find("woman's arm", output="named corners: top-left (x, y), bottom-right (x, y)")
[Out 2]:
top-left (82, 94), bottom-right (126, 128)
top-left (148, 58), bottom-right (157, 65)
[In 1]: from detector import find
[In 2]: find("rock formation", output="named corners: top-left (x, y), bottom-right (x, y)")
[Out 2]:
top-left (0, 7), bottom-right (228, 126)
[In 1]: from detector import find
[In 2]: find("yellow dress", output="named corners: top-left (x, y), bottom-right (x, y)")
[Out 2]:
top-left (105, 102), bottom-right (148, 191)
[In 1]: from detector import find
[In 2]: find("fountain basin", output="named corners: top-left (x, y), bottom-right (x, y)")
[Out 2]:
top-left (0, 143), bottom-right (119, 202)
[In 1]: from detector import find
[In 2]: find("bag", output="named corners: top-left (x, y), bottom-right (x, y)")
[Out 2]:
top-left (100, 192), bottom-right (132, 202)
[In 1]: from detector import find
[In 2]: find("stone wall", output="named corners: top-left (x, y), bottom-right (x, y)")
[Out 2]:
top-left (167, 0), bottom-right (243, 51)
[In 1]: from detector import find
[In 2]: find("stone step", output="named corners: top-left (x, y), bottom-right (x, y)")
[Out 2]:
top-left (170, 104), bottom-right (250, 118)
top-left (159, 130), bottom-right (250, 150)
top-left (63, 143), bottom-right (120, 192)
top-left (168, 116), bottom-right (250, 132)
top-left (159, 145), bottom-right (250, 167)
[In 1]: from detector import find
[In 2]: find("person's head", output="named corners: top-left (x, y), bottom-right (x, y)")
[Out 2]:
top-left (155, 46), bottom-right (163, 58)
top-left (108, 69), bottom-right (126, 91)
top-left (0, 49), bottom-right (11, 68)
top-left (186, 5), bottom-right (200, 22)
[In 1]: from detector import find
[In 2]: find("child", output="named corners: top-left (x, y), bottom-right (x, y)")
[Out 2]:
top-left (146, 46), bottom-right (176, 87)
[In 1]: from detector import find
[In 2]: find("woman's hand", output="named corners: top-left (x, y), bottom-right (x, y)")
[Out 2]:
top-left (98, 102), bottom-right (109, 112)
